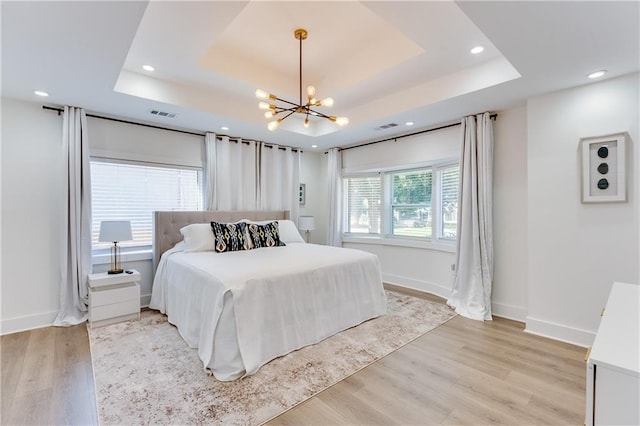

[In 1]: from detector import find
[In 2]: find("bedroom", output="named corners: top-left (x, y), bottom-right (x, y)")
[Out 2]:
top-left (1, 1), bottom-right (639, 425)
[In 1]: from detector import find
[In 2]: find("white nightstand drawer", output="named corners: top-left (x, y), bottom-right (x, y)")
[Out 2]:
top-left (91, 299), bottom-right (140, 322)
top-left (88, 269), bottom-right (141, 327)
top-left (88, 271), bottom-right (140, 288)
top-left (91, 283), bottom-right (139, 307)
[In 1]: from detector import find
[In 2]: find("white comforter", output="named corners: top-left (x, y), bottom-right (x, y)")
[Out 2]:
top-left (149, 243), bottom-right (387, 381)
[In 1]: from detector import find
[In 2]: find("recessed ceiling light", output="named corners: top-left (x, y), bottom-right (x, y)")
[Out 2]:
top-left (405, 121), bottom-right (415, 126)
top-left (588, 70), bottom-right (607, 79)
top-left (311, 145), bottom-right (318, 148)
top-left (142, 64), bottom-right (155, 72)
top-left (220, 126), bottom-right (229, 131)
top-left (470, 46), bottom-right (484, 55)
top-left (34, 90), bottom-right (49, 97)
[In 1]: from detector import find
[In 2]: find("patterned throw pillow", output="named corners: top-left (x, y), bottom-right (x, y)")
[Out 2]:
top-left (210, 221), bottom-right (250, 253)
top-left (246, 221), bottom-right (286, 249)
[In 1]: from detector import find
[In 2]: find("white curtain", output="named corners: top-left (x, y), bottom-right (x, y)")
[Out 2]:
top-left (204, 134), bottom-right (257, 210)
top-left (447, 112), bottom-right (494, 321)
top-left (326, 147), bottom-right (342, 246)
top-left (204, 132), bottom-right (217, 210)
top-left (258, 143), bottom-right (300, 221)
top-left (54, 106), bottom-right (92, 326)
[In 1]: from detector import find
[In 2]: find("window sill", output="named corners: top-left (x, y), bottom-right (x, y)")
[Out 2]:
top-left (92, 249), bottom-right (153, 265)
top-left (342, 235), bottom-right (456, 253)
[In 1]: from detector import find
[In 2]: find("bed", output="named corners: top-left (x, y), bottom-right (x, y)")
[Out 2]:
top-left (149, 210), bottom-right (387, 381)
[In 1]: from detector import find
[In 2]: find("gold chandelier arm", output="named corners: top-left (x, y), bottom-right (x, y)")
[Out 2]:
top-left (274, 106), bottom-right (296, 114)
top-left (272, 96), bottom-right (300, 108)
top-left (307, 108), bottom-right (332, 120)
top-left (283, 110), bottom-right (296, 118)
top-left (257, 28), bottom-right (348, 130)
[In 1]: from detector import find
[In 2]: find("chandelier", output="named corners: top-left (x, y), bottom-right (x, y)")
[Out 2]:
top-left (256, 28), bottom-right (348, 131)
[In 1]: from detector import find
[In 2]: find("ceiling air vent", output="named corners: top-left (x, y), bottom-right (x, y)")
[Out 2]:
top-left (375, 123), bottom-right (398, 130)
top-left (149, 110), bottom-right (176, 119)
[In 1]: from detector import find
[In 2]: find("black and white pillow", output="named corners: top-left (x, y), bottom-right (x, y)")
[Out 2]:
top-left (210, 221), bottom-right (249, 253)
top-left (246, 221), bottom-right (286, 249)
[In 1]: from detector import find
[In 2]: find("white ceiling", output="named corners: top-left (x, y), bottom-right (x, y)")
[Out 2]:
top-left (2, 1), bottom-right (638, 151)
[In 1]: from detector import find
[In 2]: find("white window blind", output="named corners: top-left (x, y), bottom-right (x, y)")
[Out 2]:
top-left (391, 169), bottom-right (432, 238)
top-left (343, 162), bottom-right (459, 245)
top-left (439, 165), bottom-right (459, 239)
top-left (91, 160), bottom-right (203, 249)
top-left (346, 176), bottom-right (381, 234)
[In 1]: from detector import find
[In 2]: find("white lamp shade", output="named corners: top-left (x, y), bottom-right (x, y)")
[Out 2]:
top-left (98, 220), bottom-right (132, 242)
top-left (298, 216), bottom-right (315, 232)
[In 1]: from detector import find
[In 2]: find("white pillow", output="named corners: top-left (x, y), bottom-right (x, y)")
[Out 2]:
top-left (179, 223), bottom-right (215, 252)
top-left (277, 219), bottom-right (305, 244)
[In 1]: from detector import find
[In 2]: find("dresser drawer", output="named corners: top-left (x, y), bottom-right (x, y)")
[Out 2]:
top-left (90, 283), bottom-right (139, 307)
top-left (91, 299), bottom-right (139, 322)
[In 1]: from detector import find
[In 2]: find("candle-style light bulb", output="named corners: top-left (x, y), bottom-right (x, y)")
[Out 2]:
top-left (320, 97), bottom-right (334, 107)
top-left (307, 85), bottom-right (316, 97)
top-left (256, 89), bottom-right (269, 99)
top-left (336, 116), bottom-right (349, 126)
top-left (267, 119), bottom-right (282, 131)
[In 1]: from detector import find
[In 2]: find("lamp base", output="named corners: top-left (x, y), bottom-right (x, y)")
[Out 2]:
top-left (107, 268), bottom-right (124, 274)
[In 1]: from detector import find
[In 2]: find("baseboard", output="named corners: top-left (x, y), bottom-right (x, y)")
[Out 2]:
top-left (525, 316), bottom-right (595, 348)
top-left (492, 301), bottom-right (527, 322)
top-left (1, 310), bottom-right (58, 335)
top-left (382, 273), bottom-right (451, 300)
top-left (141, 294), bottom-right (151, 308)
top-left (1, 295), bottom-right (153, 334)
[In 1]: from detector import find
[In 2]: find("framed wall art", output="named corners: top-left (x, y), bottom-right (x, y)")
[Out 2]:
top-left (299, 183), bottom-right (306, 205)
top-left (580, 133), bottom-right (627, 203)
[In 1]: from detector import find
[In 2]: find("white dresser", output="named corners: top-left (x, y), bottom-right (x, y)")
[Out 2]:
top-left (88, 270), bottom-right (141, 327)
top-left (586, 282), bottom-right (639, 425)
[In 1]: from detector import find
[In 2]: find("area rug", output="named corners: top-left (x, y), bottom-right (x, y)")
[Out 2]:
top-left (88, 291), bottom-right (456, 425)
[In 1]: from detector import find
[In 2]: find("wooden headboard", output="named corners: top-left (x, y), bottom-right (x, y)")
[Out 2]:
top-left (152, 210), bottom-right (290, 271)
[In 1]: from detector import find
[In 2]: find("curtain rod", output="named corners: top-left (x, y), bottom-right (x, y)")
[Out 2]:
top-left (338, 113), bottom-right (497, 152)
top-left (41, 105), bottom-right (301, 152)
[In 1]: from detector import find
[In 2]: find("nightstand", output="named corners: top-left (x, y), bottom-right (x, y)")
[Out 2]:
top-left (88, 269), bottom-right (141, 327)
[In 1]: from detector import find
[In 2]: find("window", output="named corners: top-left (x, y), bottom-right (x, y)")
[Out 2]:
top-left (91, 160), bottom-right (203, 249)
top-left (391, 170), bottom-right (432, 238)
top-left (439, 165), bottom-right (459, 240)
top-left (344, 163), bottom-right (458, 245)
top-left (345, 175), bottom-right (381, 234)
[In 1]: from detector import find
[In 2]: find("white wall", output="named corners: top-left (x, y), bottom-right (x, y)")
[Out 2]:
top-left (492, 105), bottom-right (528, 320)
top-left (526, 73), bottom-right (639, 346)
top-left (342, 109), bottom-right (530, 317)
top-left (0, 98), bottom-right (327, 332)
top-left (342, 125), bottom-right (461, 299)
top-left (298, 151), bottom-right (327, 245)
top-left (1, 98), bottom-right (63, 333)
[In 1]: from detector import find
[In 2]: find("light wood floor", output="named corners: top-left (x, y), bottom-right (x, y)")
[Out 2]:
top-left (1, 286), bottom-right (587, 425)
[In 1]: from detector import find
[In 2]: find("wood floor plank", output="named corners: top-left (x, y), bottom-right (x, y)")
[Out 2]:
top-left (2, 290), bottom-right (587, 426)
top-left (7, 388), bottom-right (53, 425)
top-left (49, 325), bottom-right (98, 426)
top-left (1, 331), bottom-right (29, 417)
top-left (14, 328), bottom-right (55, 398)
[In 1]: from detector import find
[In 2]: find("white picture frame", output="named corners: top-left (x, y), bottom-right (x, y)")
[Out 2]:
top-left (580, 133), bottom-right (627, 203)
top-left (299, 183), bottom-right (306, 205)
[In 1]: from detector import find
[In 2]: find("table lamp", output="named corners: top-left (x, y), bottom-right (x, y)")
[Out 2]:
top-left (298, 216), bottom-right (315, 243)
top-left (98, 220), bottom-right (132, 274)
